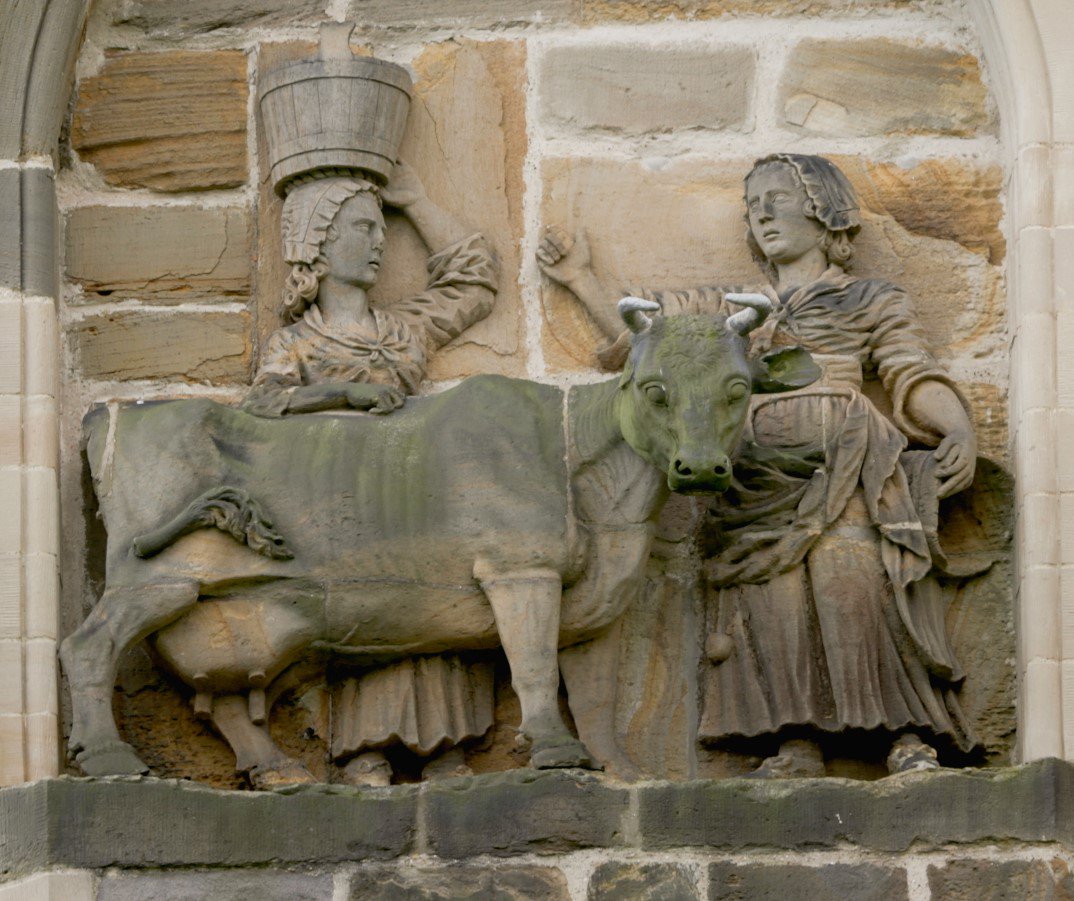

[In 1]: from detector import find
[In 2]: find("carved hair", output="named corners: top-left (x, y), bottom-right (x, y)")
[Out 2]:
top-left (279, 170), bottom-right (382, 321)
top-left (743, 155), bottom-right (860, 276)
top-left (281, 258), bottom-right (330, 323)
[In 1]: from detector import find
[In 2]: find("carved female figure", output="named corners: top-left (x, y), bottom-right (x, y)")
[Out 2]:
top-left (246, 161), bottom-right (499, 785)
top-left (539, 153), bottom-right (981, 776)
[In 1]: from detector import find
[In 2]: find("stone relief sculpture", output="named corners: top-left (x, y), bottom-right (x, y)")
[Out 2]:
top-left (60, 293), bottom-right (818, 784)
top-left (244, 163), bottom-right (501, 786)
top-left (57, 25), bottom-right (821, 787)
top-left (254, 28), bottom-right (503, 787)
top-left (246, 165), bottom-right (501, 786)
top-left (539, 153), bottom-right (992, 777)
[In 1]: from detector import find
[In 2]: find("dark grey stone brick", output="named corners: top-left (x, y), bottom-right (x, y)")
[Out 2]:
top-left (639, 760), bottom-right (1070, 852)
top-left (424, 769), bottom-right (629, 858)
top-left (0, 167), bottom-right (56, 296)
top-left (347, 864), bottom-right (570, 899)
top-left (588, 862), bottom-right (699, 900)
top-left (927, 859), bottom-right (1071, 901)
top-left (708, 862), bottom-right (908, 901)
top-left (99, 869), bottom-right (332, 901)
top-left (20, 166), bottom-right (56, 297)
top-left (0, 168), bottom-right (19, 290)
top-left (0, 777), bottom-right (417, 872)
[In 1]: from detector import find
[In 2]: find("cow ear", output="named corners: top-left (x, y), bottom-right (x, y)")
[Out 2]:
top-left (750, 346), bottom-right (821, 393)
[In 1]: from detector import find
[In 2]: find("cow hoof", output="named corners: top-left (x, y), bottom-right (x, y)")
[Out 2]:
top-left (530, 737), bottom-right (601, 770)
top-left (247, 761), bottom-right (317, 791)
top-left (76, 741), bottom-right (150, 777)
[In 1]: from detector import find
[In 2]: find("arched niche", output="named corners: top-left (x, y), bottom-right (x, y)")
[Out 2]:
top-left (0, 0), bottom-right (1070, 783)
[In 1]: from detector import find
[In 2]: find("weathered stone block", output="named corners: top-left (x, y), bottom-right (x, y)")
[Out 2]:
top-left (114, 0), bottom-right (326, 34)
top-left (589, 862), bottom-right (699, 899)
top-left (927, 859), bottom-right (1071, 901)
top-left (69, 309), bottom-right (251, 382)
top-left (0, 168), bottom-right (57, 296)
top-left (347, 864), bottom-right (570, 899)
top-left (66, 206), bottom-right (251, 302)
top-left (828, 156), bottom-right (1005, 265)
top-left (538, 45), bottom-right (753, 134)
top-left (779, 39), bottom-right (994, 137)
top-left (579, 0), bottom-right (943, 22)
top-left (72, 51), bottom-right (248, 192)
top-left (424, 770), bottom-right (629, 857)
top-left (638, 761), bottom-right (1068, 851)
top-left (709, 862), bottom-right (908, 900)
top-left (0, 777), bottom-right (417, 873)
top-left (99, 870), bottom-right (333, 901)
top-left (0, 169), bottom-right (19, 291)
top-left (347, 0), bottom-right (574, 26)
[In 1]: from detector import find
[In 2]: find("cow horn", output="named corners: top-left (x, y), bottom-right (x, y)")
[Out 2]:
top-left (724, 292), bottom-right (774, 336)
top-left (619, 296), bottom-right (661, 334)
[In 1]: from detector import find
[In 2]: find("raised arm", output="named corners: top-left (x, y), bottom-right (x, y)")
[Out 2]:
top-left (381, 160), bottom-right (470, 252)
top-left (536, 227), bottom-right (623, 341)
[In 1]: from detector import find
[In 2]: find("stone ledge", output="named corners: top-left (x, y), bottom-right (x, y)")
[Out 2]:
top-left (0, 761), bottom-right (1071, 875)
top-left (637, 758), bottom-right (1074, 852)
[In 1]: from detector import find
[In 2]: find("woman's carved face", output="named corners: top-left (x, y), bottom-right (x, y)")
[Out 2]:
top-left (745, 165), bottom-right (827, 266)
top-left (322, 192), bottom-right (387, 289)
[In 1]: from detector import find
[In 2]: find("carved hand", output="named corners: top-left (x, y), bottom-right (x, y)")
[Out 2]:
top-left (380, 159), bottom-right (426, 209)
top-left (934, 428), bottom-right (977, 498)
top-left (344, 383), bottom-right (406, 414)
top-left (537, 226), bottom-right (593, 288)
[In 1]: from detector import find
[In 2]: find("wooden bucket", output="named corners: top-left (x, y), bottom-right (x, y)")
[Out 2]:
top-left (259, 32), bottom-right (412, 195)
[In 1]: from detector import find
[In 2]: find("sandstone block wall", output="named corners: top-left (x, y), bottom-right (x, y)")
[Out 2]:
top-left (53, 0), bottom-right (1013, 784)
top-left (4, 763), bottom-right (1074, 900)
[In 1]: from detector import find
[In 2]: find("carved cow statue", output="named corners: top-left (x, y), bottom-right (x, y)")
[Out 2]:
top-left (61, 296), bottom-right (818, 786)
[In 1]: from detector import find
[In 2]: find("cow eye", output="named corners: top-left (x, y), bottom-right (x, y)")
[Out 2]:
top-left (727, 381), bottom-right (748, 402)
top-left (644, 383), bottom-right (668, 406)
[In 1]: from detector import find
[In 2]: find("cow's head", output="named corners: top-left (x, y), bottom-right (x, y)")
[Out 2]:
top-left (616, 294), bottom-right (820, 492)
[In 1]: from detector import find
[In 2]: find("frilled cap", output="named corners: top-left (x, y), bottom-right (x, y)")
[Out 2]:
top-left (747, 153), bottom-right (861, 234)
top-left (281, 172), bottom-right (380, 265)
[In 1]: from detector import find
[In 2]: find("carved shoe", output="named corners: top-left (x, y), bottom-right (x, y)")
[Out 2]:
top-left (340, 751), bottom-right (393, 787)
top-left (744, 740), bottom-right (825, 779)
top-left (887, 734), bottom-right (940, 775)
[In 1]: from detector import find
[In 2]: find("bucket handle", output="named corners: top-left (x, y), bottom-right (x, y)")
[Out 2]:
top-left (320, 21), bottom-right (356, 60)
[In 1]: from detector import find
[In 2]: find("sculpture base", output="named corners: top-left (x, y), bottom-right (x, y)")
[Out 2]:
top-left (1, 762), bottom-right (1072, 898)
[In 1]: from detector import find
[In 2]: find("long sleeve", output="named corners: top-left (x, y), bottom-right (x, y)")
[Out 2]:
top-left (868, 284), bottom-right (969, 445)
top-left (388, 234), bottom-right (498, 350)
top-left (241, 330), bottom-right (303, 418)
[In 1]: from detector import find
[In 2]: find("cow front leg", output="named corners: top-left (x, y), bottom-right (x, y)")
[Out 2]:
top-left (477, 566), bottom-right (596, 769)
top-left (59, 580), bottom-right (199, 776)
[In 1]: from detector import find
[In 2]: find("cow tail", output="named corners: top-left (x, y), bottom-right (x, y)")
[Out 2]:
top-left (131, 487), bottom-right (294, 561)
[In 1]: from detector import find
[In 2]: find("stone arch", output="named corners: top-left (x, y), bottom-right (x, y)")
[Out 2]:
top-left (0, 0), bottom-right (1069, 783)
top-left (968, 0), bottom-right (1072, 762)
top-left (0, 0), bottom-right (93, 785)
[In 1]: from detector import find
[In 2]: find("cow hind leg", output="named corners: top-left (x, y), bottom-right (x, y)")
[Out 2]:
top-left (477, 565), bottom-right (596, 770)
top-left (210, 695), bottom-right (315, 790)
top-left (59, 580), bottom-right (200, 776)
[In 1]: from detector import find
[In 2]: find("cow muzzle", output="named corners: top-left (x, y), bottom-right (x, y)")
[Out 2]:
top-left (667, 453), bottom-right (733, 493)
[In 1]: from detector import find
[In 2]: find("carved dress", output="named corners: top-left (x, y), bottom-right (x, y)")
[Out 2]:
top-left (613, 267), bottom-right (982, 757)
top-left (244, 234), bottom-right (498, 758)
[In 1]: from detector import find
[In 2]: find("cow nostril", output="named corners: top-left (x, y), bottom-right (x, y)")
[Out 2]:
top-left (673, 459), bottom-right (693, 477)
